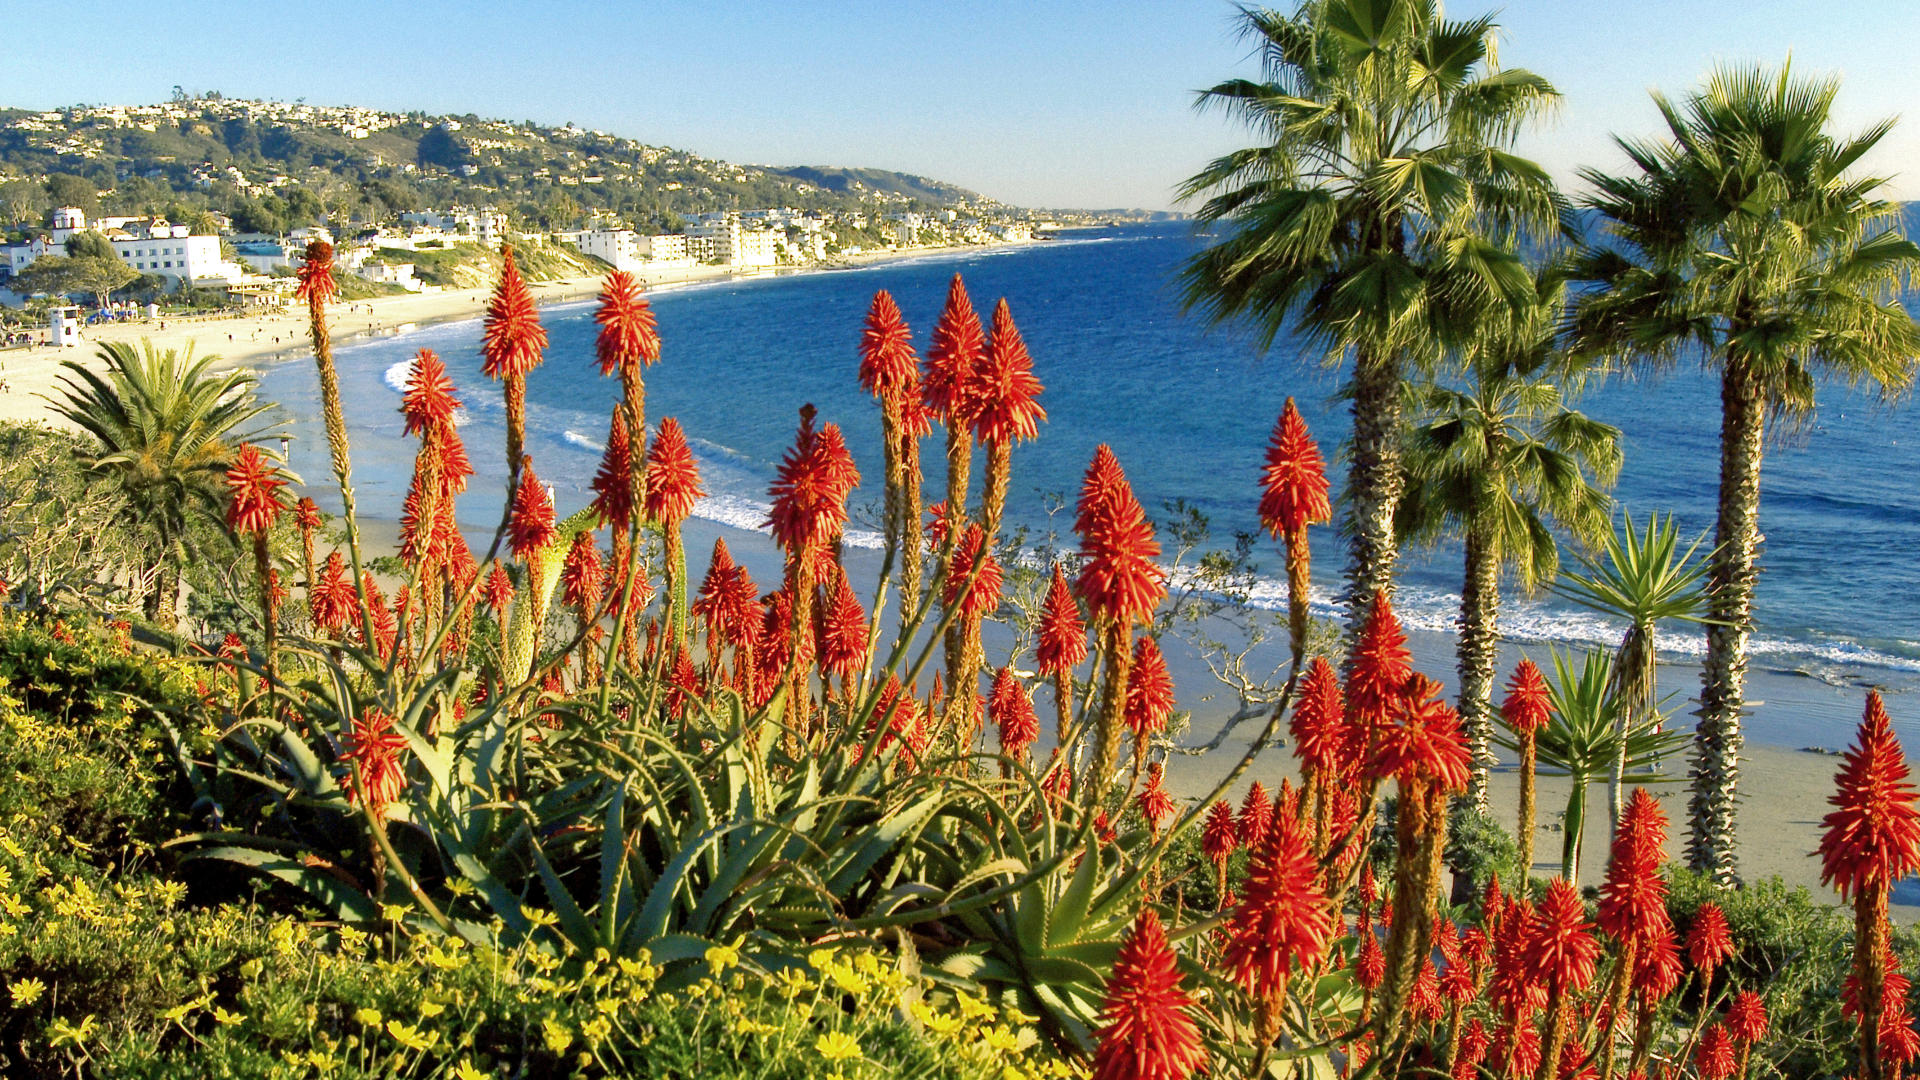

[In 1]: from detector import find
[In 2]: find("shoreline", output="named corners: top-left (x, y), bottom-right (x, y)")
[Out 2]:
top-left (0, 237), bottom-right (1047, 431)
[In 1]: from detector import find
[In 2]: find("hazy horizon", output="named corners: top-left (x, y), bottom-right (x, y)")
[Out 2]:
top-left (4, 1), bottom-right (1917, 211)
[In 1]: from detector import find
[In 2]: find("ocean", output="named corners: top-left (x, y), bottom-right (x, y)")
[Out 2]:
top-left (258, 222), bottom-right (1920, 712)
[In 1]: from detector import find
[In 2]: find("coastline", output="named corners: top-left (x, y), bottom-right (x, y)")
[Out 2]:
top-left (0, 237), bottom-right (1043, 432)
top-left (8, 225), bottom-right (1896, 913)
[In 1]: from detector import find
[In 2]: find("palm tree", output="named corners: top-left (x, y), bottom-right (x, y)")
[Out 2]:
top-left (1398, 287), bottom-right (1621, 810)
top-left (1566, 64), bottom-right (1920, 882)
top-left (1179, 0), bottom-right (1565, 638)
top-left (47, 340), bottom-right (277, 628)
top-left (1553, 511), bottom-right (1713, 830)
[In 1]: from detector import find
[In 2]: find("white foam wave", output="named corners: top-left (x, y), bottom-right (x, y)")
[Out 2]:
top-left (381, 358), bottom-right (415, 395)
top-left (686, 490), bottom-right (885, 551)
top-left (561, 430), bottom-right (603, 453)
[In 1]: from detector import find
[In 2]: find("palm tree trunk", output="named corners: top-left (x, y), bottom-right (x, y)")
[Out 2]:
top-left (1456, 522), bottom-right (1501, 811)
top-left (1341, 345), bottom-right (1404, 646)
top-left (1687, 357), bottom-right (1764, 884)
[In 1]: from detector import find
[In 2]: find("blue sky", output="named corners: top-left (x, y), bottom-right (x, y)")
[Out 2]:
top-left (7, 1), bottom-right (1918, 209)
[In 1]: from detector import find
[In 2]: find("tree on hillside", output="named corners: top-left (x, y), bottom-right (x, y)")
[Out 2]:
top-left (1568, 63), bottom-right (1920, 884)
top-left (45, 173), bottom-right (100, 216)
top-left (1179, 0), bottom-right (1565, 643)
top-left (73, 256), bottom-right (140, 307)
top-left (65, 231), bottom-right (117, 260)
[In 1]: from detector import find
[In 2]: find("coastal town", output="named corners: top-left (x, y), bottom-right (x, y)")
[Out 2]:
top-left (0, 96), bottom-right (1125, 334)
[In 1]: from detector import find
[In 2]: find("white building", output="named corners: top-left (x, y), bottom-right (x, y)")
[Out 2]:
top-left (684, 215), bottom-right (778, 268)
top-left (3, 209), bottom-right (247, 289)
top-left (572, 228), bottom-right (643, 272)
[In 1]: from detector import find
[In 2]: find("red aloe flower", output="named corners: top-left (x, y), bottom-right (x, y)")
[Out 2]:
top-left (1726, 990), bottom-right (1768, 1045)
top-left (481, 563), bottom-right (514, 614)
top-left (362, 572), bottom-right (397, 659)
top-left (1290, 656), bottom-right (1347, 777)
top-left (1257, 398), bottom-right (1331, 537)
top-left (942, 522), bottom-right (1004, 621)
top-left (1357, 924), bottom-right (1386, 991)
top-left (1597, 787), bottom-right (1670, 944)
top-left (1075, 443), bottom-right (1128, 534)
top-left (294, 241), bottom-right (338, 304)
top-left (1695, 1023), bottom-right (1737, 1080)
top-left (560, 531), bottom-right (603, 613)
top-left (1360, 863), bottom-right (1380, 909)
top-left (989, 666), bottom-right (1039, 758)
top-left (1092, 908), bottom-right (1206, 1080)
top-left (225, 443), bottom-right (288, 536)
top-left (970, 298), bottom-right (1046, 447)
top-left (1523, 879), bottom-right (1600, 993)
top-left (1222, 810), bottom-right (1332, 999)
top-left (295, 497), bottom-right (322, 532)
top-left (643, 417), bottom-right (705, 526)
top-left (481, 245), bottom-right (547, 379)
top-left (1124, 635), bottom-right (1175, 739)
top-left (1139, 762), bottom-right (1177, 833)
top-left (816, 569), bottom-right (869, 682)
top-left (507, 465), bottom-right (557, 558)
top-left (921, 273), bottom-right (986, 427)
top-left (594, 269), bottom-right (660, 376)
top-left (1820, 691), bottom-right (1920, 899)
top-left (1073, 446), bottom-right (1165, 626)
top-left (590, 409), bottom-right (636, 530)
top-left (341, 707), bottom-right (408, 815)
top-left (766, 412), bottom-right (860, 557)
top-left (1632, 915), bottom-right (1682, 1004)
top-left (1373, 673), bottom-right (1473, 791)
top-left (865, 675), bottom-right (926, 768)
top-left (1201, 800), bottom-right (1239, 868)
top-left (1687, 902), bottom-right (1735, 975)
top-left (1456, 1019), bottom-right (1492, 1080)
top-left (401, 349), bottom-right (461, 436)
top-left (1036, 564), bottom-right (1088, 675)
top-left (1239, 781), bottom-right (1274, 850)
top-left (308, 551), bottom-right (357, 633)
top-left (1502, 657), bottom-right (1553, 734)
top-left (1345, 591), bottom-right (1412, 727)
top-left (665, 645), bottom-right (701, 717)
top-left (857, 289), bottom-right (918, 400)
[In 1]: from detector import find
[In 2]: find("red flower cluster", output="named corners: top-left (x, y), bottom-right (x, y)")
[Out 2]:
top-left (1374, 673), bottom-right (1472, 792)
top-left (1124, 635), bottom-right (1175, 740)
top-left (1238, 782), bottom-right (1274, 850)
top-left (481, 246), bottom-right (547, 380)
top-left (1221, 809), bottom-right (1332, 999)
top-left (401, 349), bottom-right (462, 437)
top-left (1201, 800), bottom-right (1239, 869)
top-left (594, 270), bottom-right (660, 376)
top-left (1035, 565), bottom-right (1088, 676)
top-left (989, 666), bottom-right (1039, 758)
top-left (590, 410), bottom-right (636, 531)
top-left (225, 443), bottom-right (288, 536)
top-left (1290, 657), bottom-right (1348, 779)
top-left (942, 522), bottom-right (1004, 622)
top-left (308, 551), bottom-right (357, 633)
top-left (1139, 762), bottom-right (1177, 833)
top-left (643, 417), bottom-right (705, 527)
top-left (1073, 446), bottom-right (1166, 626)
top-left (693, 538), bottom-right (761, 648)
top-left (1501, 657), bottom-right (1553, 734)
top-left (1257, 397), bottom-right (1330, 537)
top-left (1093, 909), bottom-right (1205, 1080)
top-left (341, 707), bottom-right (408, 816)
top-left (857, 289), bottom-right (918, 401)
top-left (294, 241), bottom-right (337, 305)
top-left (1522, 879), bottom-right (1600, 993)
top-left (1821, 690), bottom-right (1920, 899)
top-left (1346, 591), bottom-right (1411, 729)
top-left (969, 298), bottom-right (1046, 447)
top-left (921, 274), bottom-right (986, 427)
top-left (816, 570), bottom-right (869, 681)
top-left (766, 411), bottom-right (860, 558)
top-left (507, 465), bottom-right (557, 559)
top-left (1597, 787), bottom-right (1669, 944)
top-left (560, 531), bottom-right (603, 614)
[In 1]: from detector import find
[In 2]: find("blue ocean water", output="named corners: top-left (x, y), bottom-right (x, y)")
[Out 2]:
top-left (259, 223), bottom-right (1920, 694)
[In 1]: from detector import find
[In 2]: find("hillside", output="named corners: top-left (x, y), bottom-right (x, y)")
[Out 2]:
top-left (0, 96), bottom-right (1010, 239)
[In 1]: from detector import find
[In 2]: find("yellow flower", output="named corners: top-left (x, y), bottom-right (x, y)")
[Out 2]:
top-left (616, 956), bottom-right (648, 979)
top-left (983, 1025), bottom-right (1024, 1054)
top-left (954, 992), bottom-right (994, 1022)
top-left (1, 895), bottom-right (25, 917)
top-left (824, 961), bottom-right (868, 996)
top-left (808, 947), bottom-right (837, 971)
top-left (734, 1017), bottom-right (779, 1037)
top-left (211, 1005), bottom-right (244, 1025)
top-left (453, 1061), bottom-right (489, 1080)
top-left (705, 941), bottom-right (741, 974)
top-left (10, 977), bottom-right (45, 1006)
top-left (47, 1014), bottom-right (98, 1048)
top-left (387, 1019), bottom-right (438, 1051)
top-left (380, 903), bottom-right (409, 923)
top-left (581, 1016), bottom-right (612, 1044)
top-left (355, 1007), bottom-right (383, 1027)
top-left (910, 999), bottom-right (964, 1037)
top-left (775, 967), bottom-right (812, 999)
top-left (815, 1030), bottom-right (862, 1063)
top-left (0, 834), bottom-right (24, 858)
top-left (853, 952), bottom-right (881, 977)
top-left (159, 997), bottom-right (207, 1023)
top-left (446, 878), bottom-right (475, 897)
top-left (418, 999), bottom-right (447, 1018)
top-left (541, 1017), bottom-right (573, 1055)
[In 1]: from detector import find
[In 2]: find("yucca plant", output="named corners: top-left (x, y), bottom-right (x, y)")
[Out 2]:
top-left (1500, 646), bottom-right (1687, 883)
top-left (1552, 509), bottom-right (1715, 829)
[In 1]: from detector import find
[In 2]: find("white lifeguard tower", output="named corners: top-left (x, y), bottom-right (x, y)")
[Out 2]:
top-left (48, 306), bottom-right (82, 348)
